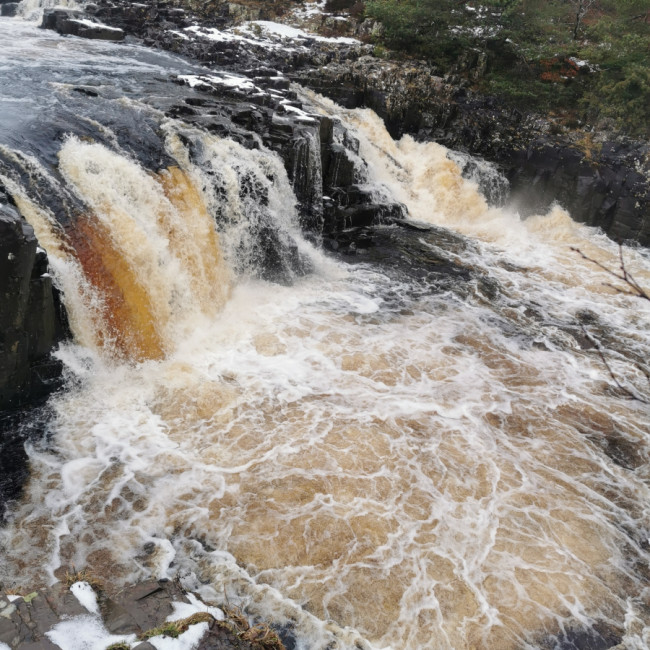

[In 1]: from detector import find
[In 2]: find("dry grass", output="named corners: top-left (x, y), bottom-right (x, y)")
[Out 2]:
top-left (139, 611), bottom-right (214, 640)
top-left (223, 605), bottom-right (286, 649)
top-left (64, 568), bottom-right (103, 592)
top-left (139, 597), bottom-right (286, 649)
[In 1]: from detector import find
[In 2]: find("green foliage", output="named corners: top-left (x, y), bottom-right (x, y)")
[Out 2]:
top-left (365, 0), bottom-right (650, 135)
top-left (584, 63), bottom-right (650, 136)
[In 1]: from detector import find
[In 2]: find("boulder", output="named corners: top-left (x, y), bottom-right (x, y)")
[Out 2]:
top-left (40, 9), bottom-right (125, 41)
top-left (0, 3), bottom-right (18, 17)
top-left (60, 19), bottom-right (125, 41)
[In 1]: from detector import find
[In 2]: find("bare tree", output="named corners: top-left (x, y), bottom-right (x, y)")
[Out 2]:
top-left (566, 0), bottom-right (599, 40)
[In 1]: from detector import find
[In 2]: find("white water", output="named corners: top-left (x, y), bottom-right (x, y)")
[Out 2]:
top-left (17, 0), bottom-right (78, 21)
top-left (1, 18), bottom-right (650, 650)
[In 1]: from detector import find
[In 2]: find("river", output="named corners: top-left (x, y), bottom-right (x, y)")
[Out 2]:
top-left (1, 11), bottom-right (649, 650)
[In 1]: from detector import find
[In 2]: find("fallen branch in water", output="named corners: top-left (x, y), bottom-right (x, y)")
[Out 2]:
top-left (570, 245), bottom-right (650, 301)
top-left (572, 244), bottom-right (650, 404)
top-left (579, 324), bottom-right (650, 404)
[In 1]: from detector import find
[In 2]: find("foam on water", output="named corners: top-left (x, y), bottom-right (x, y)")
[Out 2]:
top-left (17, 0), bottom-right (79, 22)
top-left (0, 83), bottom-right (649, 650)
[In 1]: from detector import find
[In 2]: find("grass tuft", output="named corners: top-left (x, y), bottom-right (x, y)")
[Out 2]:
top-left (64, 568), bottom-right (103, 592)
top-left (139, 611), bottom-right (214, 640)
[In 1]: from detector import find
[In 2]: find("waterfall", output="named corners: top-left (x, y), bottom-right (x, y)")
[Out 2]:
top-left (1, 18), bottom-right (650, 650)
top-left (17, 0), bottom-right (79, 21)
top-left (446, 150), bottom-right (510, 207)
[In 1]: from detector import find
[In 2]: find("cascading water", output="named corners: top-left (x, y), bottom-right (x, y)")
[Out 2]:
top-left (16, 0), bottom-right (78, 21)
top-left (1, 14), bottom-right (650, 650)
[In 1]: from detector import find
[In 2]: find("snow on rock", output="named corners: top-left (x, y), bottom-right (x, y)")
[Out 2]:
top-left (291, 0), bottom-right (328, 19)
top-left (178, 73), bottom-right (259, 94)
top-left (148, 622), bottom-right (210, 650)
top-left (166, 592), bottom-right (225, 622)
top-left (0, 642), bottom-right (10, 650)
top-left (279, 101), bottom-right (318, 122)
top-left (177, 18), bottom-right (360, 53)
top-left (67, 18), bottom-right (123, 33)
top-left (243, 20), bottom-right (360, 44)
top-left (45, 615), bottom-right (137, 650)
top-left (70, 581), bottom-right (100, 615)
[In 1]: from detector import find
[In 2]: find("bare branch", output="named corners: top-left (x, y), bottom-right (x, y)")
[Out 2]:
top-left (580, 325), bottom-right (650, 404)
top-left (570, 245), bottom-right (650, 301)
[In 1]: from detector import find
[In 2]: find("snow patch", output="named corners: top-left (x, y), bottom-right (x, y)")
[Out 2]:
top-left (178, 73), bottom-right (258, 93)
top-left (70, 581), bottom-right (100, 615)
top-left (46, 615), bottom-right (136, 650)
top-left (148, 621), bottom-right (210, 650)
top-left (68, 18), bottom-right (123, 33)
top-left (245, 20), bottom-right (360, 44)
top-left (166, 593), bottom-right (224, 622)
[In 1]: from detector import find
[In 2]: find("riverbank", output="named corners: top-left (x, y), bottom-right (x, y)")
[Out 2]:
top-left (0, 574), bottom-right (284, 649)
top-left (63, 0), bottom-right (650, 245)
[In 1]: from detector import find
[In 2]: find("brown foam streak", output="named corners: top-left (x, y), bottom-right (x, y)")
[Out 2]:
top-left (158, 166), bottom-right (229, 315)
top-left (68, 216), bottom-right (164, 361)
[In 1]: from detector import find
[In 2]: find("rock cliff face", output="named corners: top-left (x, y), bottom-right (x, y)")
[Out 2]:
top-left (0, 190), bottom-right (66, 516)
top-left (0, 196), bottom-right (65, 411)
top-left (296, 56), bottom-right (650, 244)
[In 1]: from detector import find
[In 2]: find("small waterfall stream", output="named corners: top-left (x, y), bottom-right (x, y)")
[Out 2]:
top-left (0, 13), bottom-right (649, 650)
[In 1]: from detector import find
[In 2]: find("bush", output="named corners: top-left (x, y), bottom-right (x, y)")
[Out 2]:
top-left (364, 0), bottom-right (650, 136)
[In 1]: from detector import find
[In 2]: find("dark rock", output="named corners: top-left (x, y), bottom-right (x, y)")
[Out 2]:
top-left (113, 580), bottom-right (187, 631)
top-left (42, 584), bottom-right (88, 619)
top-left (0, 3), bottom-right (18, 17)
top-left (0, 202), bottom-right (63, 411)
top-left (40, 9), bottom-right (124, 41)
top-left (15, 641), bottom-right (60, 650)
top-left (100, 596), bottom-right (141, 635)
top-left (39, 8), bottom-right (83, 31)
top-left (58, 18), bottom-right (125, 41)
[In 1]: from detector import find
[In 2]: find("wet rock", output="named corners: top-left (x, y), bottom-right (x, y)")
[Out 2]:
top-left (0, 192), bottom-right (66, 515)
top-left (0, 3), bottom-right (18, 17)
top-left (40, 9), bottom-right (124, 41)
top-left (0, 581), bottom-right (261, 650)
top-left (39, 8), bottom-right (83, 31)
top-left (0, 201), bottom-right (63, 410)
top-left (99, 596), bottom-right (140, 635)
top-left (326, 222), bottom-right (472, 291)
top-left (112, 579), bottom-right (186, 632)
top-left (539, 620), bottom-right (623, 649)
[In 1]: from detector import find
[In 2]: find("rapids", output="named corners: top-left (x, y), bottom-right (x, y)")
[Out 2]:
top-left (1, 13), bottom-right (650, 650)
